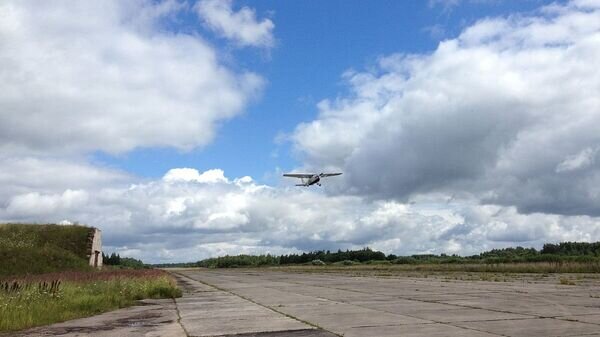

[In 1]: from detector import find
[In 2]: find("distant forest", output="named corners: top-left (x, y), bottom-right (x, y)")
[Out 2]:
top-left (152, 242), bottom-right (600, 269)
top-left (102, 252), bottom-right (147, 269)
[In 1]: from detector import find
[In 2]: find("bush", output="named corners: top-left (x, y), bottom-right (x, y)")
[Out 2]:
top-left (393, 257), bottom-right (418, 264)
top-left (311, 259), bottom-right (325, 266)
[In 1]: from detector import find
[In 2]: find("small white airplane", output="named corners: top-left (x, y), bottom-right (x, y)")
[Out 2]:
top-left (283, 172), bottom-right (342, 186)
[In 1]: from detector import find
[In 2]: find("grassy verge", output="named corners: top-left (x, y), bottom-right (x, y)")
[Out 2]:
top-left (0, 269), bottom-right (181, 332)
top-left (273, 261), bottom-right (600, 274)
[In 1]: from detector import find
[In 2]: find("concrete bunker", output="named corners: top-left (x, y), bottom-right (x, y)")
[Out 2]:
top-left (87, 227), bottom-right (103, 268)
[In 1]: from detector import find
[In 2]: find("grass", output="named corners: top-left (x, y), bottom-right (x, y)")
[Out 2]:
top-left (0, 223), bottom-right (96, 276)
top-left (0, 223), bottom-right (92, 258)
top-left (0, 245), bottom-right (92, 276)
top-left (273, 261), bottom-right (600, 274)
top-left (559, 277), bottom-right (577, 285)
top-left (0, 269), bottom-right (182, 332)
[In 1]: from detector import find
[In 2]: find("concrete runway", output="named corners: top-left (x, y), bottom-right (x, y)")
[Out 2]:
top-left (11, 269), bottom-right (600, 336)
top-left (173, 269), bottom-right (600, 337)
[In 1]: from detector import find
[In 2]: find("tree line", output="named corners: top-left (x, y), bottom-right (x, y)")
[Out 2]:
top-left (102, 252), bottom-right (147, 269)
top-left (194, 242), bottom-right (600, 268)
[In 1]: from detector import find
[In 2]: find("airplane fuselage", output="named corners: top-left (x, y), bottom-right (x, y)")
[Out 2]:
top-left (307, 175), bottom-right (320, 186)
top-left (297, 175), bottom-right (321, 186)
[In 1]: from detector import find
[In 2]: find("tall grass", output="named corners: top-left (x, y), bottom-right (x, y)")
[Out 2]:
top-left (0, 269), bottom-right (181, 332)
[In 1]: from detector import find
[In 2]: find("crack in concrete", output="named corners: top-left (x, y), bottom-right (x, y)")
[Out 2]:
top-left (171, 271), bottom-right (339, 337)
top-left (174, 269), bottom-right (600, 337)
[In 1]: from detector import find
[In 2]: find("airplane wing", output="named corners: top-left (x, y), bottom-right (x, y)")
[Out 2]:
top-left (320, 173), bottom-right (342, 177)
top-left (283, 173), bottom-right (314, 178)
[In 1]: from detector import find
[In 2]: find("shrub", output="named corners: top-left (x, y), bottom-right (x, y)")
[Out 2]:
top-left (311, 259), bottom-right (325, 266)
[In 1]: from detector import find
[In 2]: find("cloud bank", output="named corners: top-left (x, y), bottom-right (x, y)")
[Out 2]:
top-left (293, 0), bottom-right (600, 216)
top-left (2, 168), bottom-right (599, 263)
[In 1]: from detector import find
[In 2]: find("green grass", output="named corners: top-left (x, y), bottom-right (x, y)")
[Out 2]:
top-left (0, 270), bottom-right (182, 332)
top-left (0, 223), bottom-right (92, 258)
top-left (559, 276), bottom-right (577, 285)
top-left (0, 223), bottom-right (96, 276)
top-left (0, 245), bottom-right (92, 276)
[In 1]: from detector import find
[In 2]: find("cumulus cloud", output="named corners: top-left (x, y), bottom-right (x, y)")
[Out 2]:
top-left (0, 0), bottom-right (263, 155)
top-left (0, 155), bottom-right (130, 203)
top-left (163, 168), bottom-right (229, 183)
top-left (292, 1), bottom-right (600, 216)
top-left (195, 0), bottom-right (274, 48)
top-left (6, 190), bottom-right (89, 218)
top-left (2, 168), bottom-right (599, 263)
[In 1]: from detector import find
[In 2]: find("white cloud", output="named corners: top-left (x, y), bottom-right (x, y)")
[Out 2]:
top-left (0, 0), bottom-right (263, 155)
top-left (6, 189), bottom-right (89, 217)
top-left (2, 168), bottom-right (600, 263)
top-left (292, 1), bottom-right (600, 216)
top-left (195, 0), bottom-right (274, 48)
top-left (163, 168), bottom-right (229, 184)
top-left (0, 155), bottom-right (130, 203)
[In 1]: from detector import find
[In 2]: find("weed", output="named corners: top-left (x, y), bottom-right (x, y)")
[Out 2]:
top-left (0, 269), bottom-right (181, 332)
top-left (559, 277), bottom-right (577, 285)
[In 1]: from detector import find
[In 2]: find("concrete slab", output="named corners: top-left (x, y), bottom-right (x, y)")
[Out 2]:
top-left (342, 323), bottom-right (501, 337)
top-left (453, 318), bottom-right (600, 337)
top-left (297, 311), bottom-right (431, 329)
top-left (173, 269), bottom-right (600, 337)
top-left (355, 299), bottom-right (460, 313)
top-left (224, 329), bottom-right (338, 337)
top-left (182, 316), bottom-right (310, 337)
top-left (406, 308), bottom-right (532, 323)
top-left (171, 272), bottom-right (317, 337)
top-left (557, 313), bottom-right (600, 325)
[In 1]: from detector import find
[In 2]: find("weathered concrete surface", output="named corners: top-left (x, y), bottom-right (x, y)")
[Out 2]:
top-left (171, 271), bottom-right (332, 337)
top-left (5, 271), bottom-right (334, 337)
top-left (7, 298), bottom-right (186, 337)
top-left (8, 269), bottom-right (600, 336)
top-left (174, 269), bottom-right (600, 337)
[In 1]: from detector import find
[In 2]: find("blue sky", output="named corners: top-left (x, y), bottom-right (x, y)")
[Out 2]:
top-left (2, 0), bottom-right (599, 263)
top-left (94, 0), bottom-right (551, 182)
